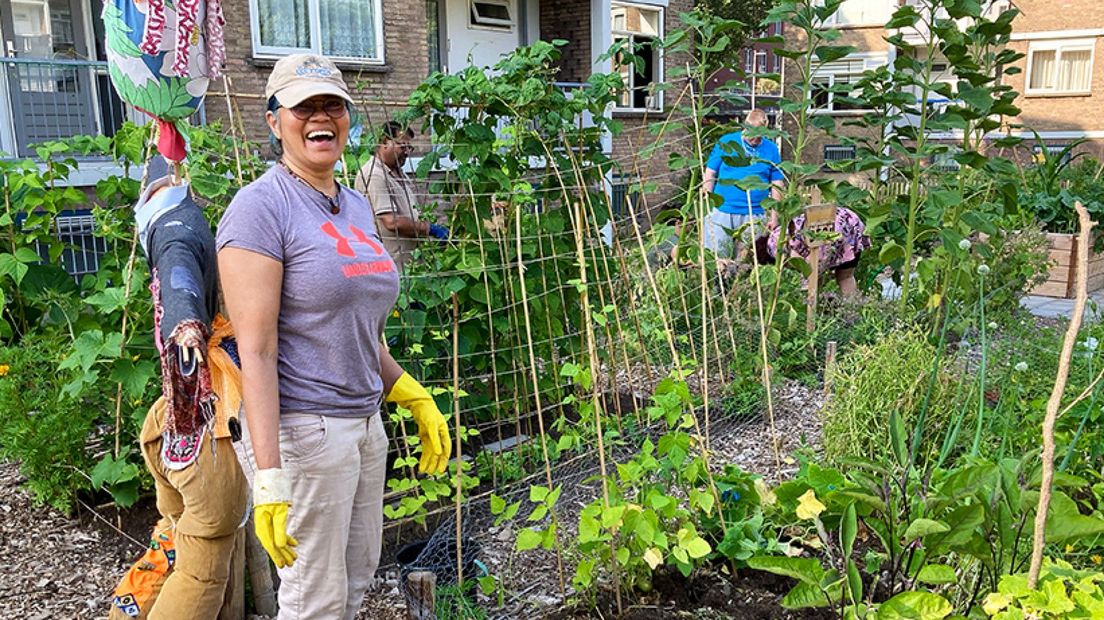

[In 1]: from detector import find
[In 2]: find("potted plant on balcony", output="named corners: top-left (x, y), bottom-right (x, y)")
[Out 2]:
top-left (1022, 140), bottom-right (1104, 298)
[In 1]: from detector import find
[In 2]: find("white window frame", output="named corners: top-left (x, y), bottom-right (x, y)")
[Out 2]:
top-left (1025, 38), bottom-right (1095, 96)
top-left (249, 0), bottom-right (386, 65)
top-left (469, 0), bottom-right (515, 31)
top-left (810, 53), bottom-right (887, 115)
top-left (611, 1), bottom-right (665, 113)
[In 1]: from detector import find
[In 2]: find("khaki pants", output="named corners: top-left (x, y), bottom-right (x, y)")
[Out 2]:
top-left (138, 404), bottom-right (248, 620)
top-left (236, 412), bottom-right (388, 620)
top-left (704, 209), bottom-right (763, 259)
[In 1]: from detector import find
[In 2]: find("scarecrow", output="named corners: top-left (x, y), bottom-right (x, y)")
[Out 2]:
top-left (102, 1), bottom-right (250, 618)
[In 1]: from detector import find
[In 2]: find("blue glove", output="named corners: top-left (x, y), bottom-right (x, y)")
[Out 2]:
top-left (428, 223), bottom-right (450, 240)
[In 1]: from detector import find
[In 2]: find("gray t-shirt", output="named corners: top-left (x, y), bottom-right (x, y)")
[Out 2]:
top-left (216, 165), bottom-right (400, 418)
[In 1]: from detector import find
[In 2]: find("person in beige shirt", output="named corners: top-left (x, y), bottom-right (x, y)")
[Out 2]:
top-left (354, 122), bottom-right (448, 270)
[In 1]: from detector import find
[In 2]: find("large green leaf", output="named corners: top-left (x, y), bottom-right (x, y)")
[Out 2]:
top-left (0, 253), bottom-right (30, 285)
top-left (515, 528), bottom-right (543, 551)
top-left (841, 502), bottom-right (858, 557)
top-left (815, 45), bottom-right (857, 64)
top-left (747, 556), bottom-right (825, 585)
top-left (916, 564), bottom-right (957, 586)
top-left (926, 504), bottom-right (984, 554)
top-left (876, 591), bottom-right (953, 619)
top-left (781, 582), bottom-right (830, 609)
top-left (903, 518), bottom-right (950, 542)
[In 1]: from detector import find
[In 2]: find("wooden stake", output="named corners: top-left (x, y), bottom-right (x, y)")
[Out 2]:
top-left (806, 244), bottom-right (821, 333)
top-left (1029, 201), bottom-right (1093, 588)
top-left (406, 571), bottom-right (437, 620)
top-left (824, 341), bottom-right (838, 400)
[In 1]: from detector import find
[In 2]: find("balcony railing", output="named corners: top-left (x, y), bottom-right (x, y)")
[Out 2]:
top-left (0, 57), bottom-right (133, 157)
top-left (0, 57), bottom-right (204, 160)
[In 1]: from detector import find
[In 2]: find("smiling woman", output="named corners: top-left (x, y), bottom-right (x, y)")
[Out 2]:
top-left (215, 54), bottom-right (451, 618)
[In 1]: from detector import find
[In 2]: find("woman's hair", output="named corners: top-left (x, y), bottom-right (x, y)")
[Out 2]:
top-left (266, 96), bottom-right (283, 157)
top-left (378, 121), bottom-right (413, 145)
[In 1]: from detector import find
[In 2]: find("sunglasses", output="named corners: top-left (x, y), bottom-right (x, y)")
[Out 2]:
top-left (286, 99), bottom-right (348, 121)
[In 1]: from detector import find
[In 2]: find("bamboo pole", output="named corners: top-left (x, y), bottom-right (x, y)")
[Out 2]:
top-left (1028, 200), bottom-right (1093, 588)
top-left (568, 197), bottom-right (621, 616)
top-left (452, 294), bottom-right (464, 589)
top-left (515, 204), bottom-right (566, 595)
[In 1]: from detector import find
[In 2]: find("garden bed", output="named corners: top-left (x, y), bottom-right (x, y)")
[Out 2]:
top-left (1030, 231), bottom-right (1104, 298)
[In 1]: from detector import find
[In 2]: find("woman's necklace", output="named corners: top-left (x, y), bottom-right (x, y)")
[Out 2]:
top-left (279, 159), bottom-right (341, 215)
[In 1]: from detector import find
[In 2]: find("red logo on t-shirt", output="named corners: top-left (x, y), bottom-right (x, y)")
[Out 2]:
top-left (320, 222), bottom-right (394, 278)
top-left (321, 222), bottom-right (385, 258)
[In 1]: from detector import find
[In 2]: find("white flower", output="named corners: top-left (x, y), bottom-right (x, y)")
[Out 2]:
top-left (1083, 337), bottom-right (1099, 352)
top-left (1014, 361), bottom-right (1028, 372)
top-left (958, 239), bottom-right (972, 251)
top-left (977, 264), bottom-right (990, 276)
top-left (988, 322), bottom-right (998, 331)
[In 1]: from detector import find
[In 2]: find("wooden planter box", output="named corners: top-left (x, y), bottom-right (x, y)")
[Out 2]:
top-left (1030, 232), bottom-right (1104, 298)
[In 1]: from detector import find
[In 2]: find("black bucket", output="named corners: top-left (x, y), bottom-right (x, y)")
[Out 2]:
top-left (396, 540), bottom-right (428, 568)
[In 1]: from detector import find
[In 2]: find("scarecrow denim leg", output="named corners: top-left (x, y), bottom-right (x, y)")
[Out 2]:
top-left (140, 411), bottom-right (247, 620)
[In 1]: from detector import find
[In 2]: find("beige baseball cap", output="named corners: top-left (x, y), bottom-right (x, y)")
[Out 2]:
top-left (265, 54), bottom-right (353, 107)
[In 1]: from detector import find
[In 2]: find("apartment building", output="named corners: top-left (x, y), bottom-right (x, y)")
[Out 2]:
top-left (1003, 0), bottom-right (1104, 156)
top-left (786, 0), bottom-right (1104, 170)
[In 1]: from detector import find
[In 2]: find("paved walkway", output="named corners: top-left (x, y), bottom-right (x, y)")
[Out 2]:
top-left (1020, 291), bottom-right (1104, 320)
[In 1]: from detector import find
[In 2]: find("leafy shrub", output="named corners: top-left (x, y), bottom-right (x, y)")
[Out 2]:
top-left (0, 333), bottom-right (104, 512)
top-left (980, 226), bottom-right (1051, 320)
top-left (822, 328), bottom-right (963, 465)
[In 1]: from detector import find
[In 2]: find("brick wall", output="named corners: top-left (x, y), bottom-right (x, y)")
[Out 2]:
top-left (608, 0), bottom-right (694, 217)
top-left (208, 0), bottom-right (429, 153)
top-left (1004, 0), bottom-right (1104, 136)
top-left (540, 0), bottom-right (592, 83)
top-left (781, 1), bottom-right (1104, 170)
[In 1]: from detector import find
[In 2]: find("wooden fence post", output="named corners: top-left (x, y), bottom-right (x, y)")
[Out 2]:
top-left (406, 571), bottom-right (437, 620)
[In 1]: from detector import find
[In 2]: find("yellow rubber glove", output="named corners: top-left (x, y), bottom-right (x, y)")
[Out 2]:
top-left (253, 468), bottom-right (298, 568)
top-left (386, 373), bottom-right (451, 474)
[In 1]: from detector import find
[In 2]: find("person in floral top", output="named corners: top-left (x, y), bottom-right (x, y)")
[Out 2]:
top-left (767, 207), bottom-right (871, 297)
